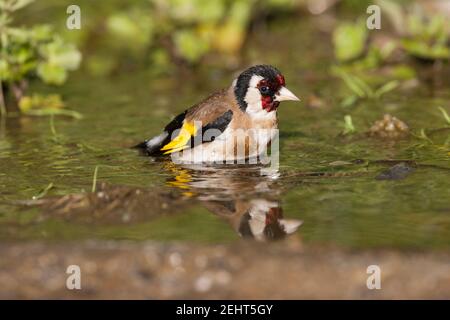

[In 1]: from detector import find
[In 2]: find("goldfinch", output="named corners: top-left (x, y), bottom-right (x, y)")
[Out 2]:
top-left (205, 199), bottom-right (303, 241)
top-left (135, 65), bottom-right (300, 163)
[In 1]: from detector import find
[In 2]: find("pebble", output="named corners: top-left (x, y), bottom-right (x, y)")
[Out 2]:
top-left (169, 252), bottom-right (183, 268)
top-left (376, 163), bottom-right (415, 180)
top-left (369, 114), bottom-right (409, 138)
top-left (194, 275), bottom-right (213, 292)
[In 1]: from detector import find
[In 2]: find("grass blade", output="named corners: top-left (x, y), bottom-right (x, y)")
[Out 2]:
top-left (91, 165), bottom-right (99, 193)
top-left (32, 182), bottom-right (54, 200)
top-left (350, 74), bottom-right (374, 98)
top-left (438, 107), bottom-right (450, 125)
top-left (375, 80), bottom-right (399, 99)
top-left (25, 108), bottom-right (83, 120)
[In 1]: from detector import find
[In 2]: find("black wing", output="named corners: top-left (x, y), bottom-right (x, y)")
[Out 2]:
top-left (189, 110), bottom-right (233, 148)
top-left (135, 110), bottom-right (233, 156)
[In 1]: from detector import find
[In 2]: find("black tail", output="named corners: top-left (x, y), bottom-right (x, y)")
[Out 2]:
top-left (132, 131), bottom-right (170, 157)
top-left (132, 141), bottom-right (152, 156)
top-left (133, 110), bottom-right (187, 157)
top-left (132, 141), bottom-right (148, 150)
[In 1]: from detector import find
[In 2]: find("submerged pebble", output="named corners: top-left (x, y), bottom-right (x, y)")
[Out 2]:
top-left (194, 274), bottom-right (213, 292)
top-left (376, 163), bottom-right (415, 180)
top-left (369, 114), bottom-right (409, 138)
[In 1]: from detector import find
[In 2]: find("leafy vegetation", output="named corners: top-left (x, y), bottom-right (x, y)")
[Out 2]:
top-left (0, 0), bottom-right (81, 115)
top-left (401, 14), bottom-right (449, 60)
top-left (377, 0), bottom-right (449, 61)
top-left (18, 94), bottom-right (82, 119)
top-left (45, 0), bottom-right (301, 76)
top-left (331, 1), bottom-right (449, 110)
top-left (332, 67), bottom-right (399, 107)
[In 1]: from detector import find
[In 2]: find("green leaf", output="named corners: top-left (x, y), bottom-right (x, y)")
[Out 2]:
top-left (13, 0), bottom-right (34, 10)
top-left (6, 27), bottom-right (29, 42)
top-left (106, 11), bottom-right (154, 50)
top-left (37, 62), bottom-right (67, 85)
top-left (18, 93), bottom-right (65, 112)
top-left (350, 74), bottom-right (374, 98)
top-left (30, 25), bottom-right (53, 41)
top-left (341, 95), bottom-right (358, 107)
top-left (173, 29), bottom-right (210, 63)
top-left (342, 115), bottom-right (356, 135)
top-left (333, 67), bottom-right (366, 98)
top-left (0, 60), bottom-right (10, 80)
top-left (2, 0), bottom-right (34, 11)
top-left (194, 0), bottom-right (226, 23)
top-left (40, 40), bottom-right (82, 70)
top-left (333, 20), bottom-right (367, 62)
top-left (402, 39), bottom-right (450, 60)
top-left (375, 80), bottom-right (399, 98)
top-left (390, 64), bottom-right (416, 80)
top-left (340, 73), bottom-right (365, 97)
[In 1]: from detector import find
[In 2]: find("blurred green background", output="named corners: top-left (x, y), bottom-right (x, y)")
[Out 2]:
top-left (1, 0), bottom-right (449, 113)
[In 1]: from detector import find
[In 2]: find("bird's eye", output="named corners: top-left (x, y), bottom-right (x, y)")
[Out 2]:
top-left (260, 86), bottom-right (270, 94)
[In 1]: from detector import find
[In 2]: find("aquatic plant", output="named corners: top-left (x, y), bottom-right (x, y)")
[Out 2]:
top-left (0, 0), bottom-right (81, 115)
top-left (32, 182), bottom-right (54, 200)
top-left (331, 19), bottom-right (404, 106)
top-left (332, 67), bottom-right (399, 106)
top-left (438, 107), bottom-right (450, 126)
top-left (332, 1), bottom-right (449, 108)
top-left (332, 17), bottom-right (400, 70)
top-left (401, 14), bottom-right (449, 61)
top-left (377, 0), bottom-right (449, 61)
top-left (332, 19), bottom-right (368, 63)
top-left (341, 115), bottom-right (356, 135)
top-left (18, 93), bottom-right (82, 119)
top-left (412, 128), bottom-right (433, 144)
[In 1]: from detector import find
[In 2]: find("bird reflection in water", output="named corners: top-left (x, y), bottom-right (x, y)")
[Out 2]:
top-left (163, 162), bottom-right (302, 241)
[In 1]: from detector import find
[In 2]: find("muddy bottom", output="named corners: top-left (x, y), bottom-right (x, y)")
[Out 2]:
top-left (1, 240), bottom-right (449, 299)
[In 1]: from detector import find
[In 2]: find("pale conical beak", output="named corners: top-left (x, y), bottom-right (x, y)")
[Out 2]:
top-left (275, 86), bottom-right (300, 102)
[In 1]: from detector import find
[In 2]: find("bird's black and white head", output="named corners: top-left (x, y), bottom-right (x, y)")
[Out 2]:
top-left (233, 65), bottom-right (299, 118)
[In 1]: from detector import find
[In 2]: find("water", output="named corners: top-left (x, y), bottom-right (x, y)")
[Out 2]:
top-left (0, 17), bottom-right (449, 249)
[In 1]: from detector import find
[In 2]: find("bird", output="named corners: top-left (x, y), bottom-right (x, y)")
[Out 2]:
top-left (204, 199), bottom-right (303, 241)
top-left (135, 65), bottom-right (300, 163)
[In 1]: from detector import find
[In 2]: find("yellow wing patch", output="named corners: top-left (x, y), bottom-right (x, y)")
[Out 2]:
top-left (160, 121), bottom-right (197, 154)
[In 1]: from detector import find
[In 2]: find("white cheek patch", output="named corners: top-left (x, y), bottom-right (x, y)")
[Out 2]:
top-left (239, 74), bottom-right (276, 121)
top-left (244, 75), bottom-right (264, 116)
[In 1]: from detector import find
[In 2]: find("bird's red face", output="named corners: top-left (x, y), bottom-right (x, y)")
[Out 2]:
top-left (257, 74), bottom-right (286, 112)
